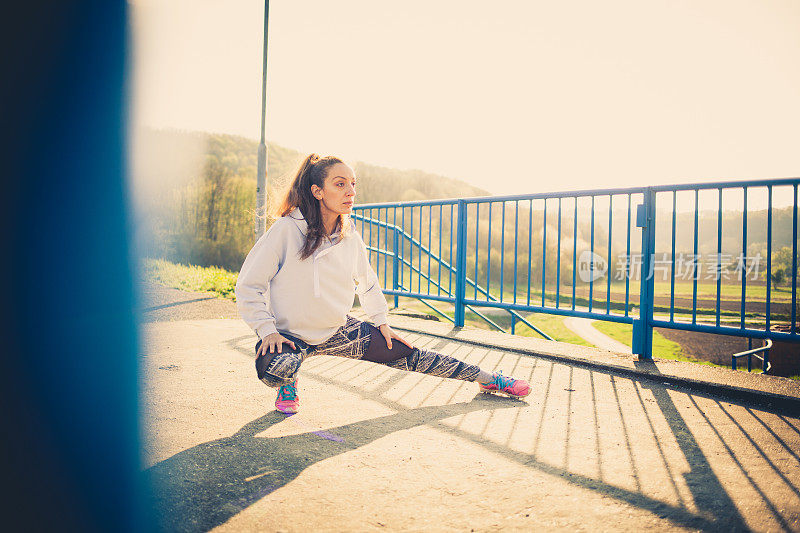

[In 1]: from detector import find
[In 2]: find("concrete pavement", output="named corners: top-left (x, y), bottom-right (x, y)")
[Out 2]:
top-left (141, 317), bottom-right (800, 532)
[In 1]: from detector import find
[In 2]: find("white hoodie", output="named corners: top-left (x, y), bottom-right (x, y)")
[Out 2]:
top-left (235, 208), bottom-right (389, 344)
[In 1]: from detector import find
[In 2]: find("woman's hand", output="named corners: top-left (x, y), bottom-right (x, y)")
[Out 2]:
top-left (258, 332), bottom-right (297, 357)
top-left (378, 324), bottom-right (413, 350)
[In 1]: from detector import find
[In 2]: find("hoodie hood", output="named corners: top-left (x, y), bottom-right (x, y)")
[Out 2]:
top-left (286, 206), bottom-right (353, 238)
top-left (286, 207), bottom-right (308, 234)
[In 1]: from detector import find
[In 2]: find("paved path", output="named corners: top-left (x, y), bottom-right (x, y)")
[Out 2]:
top-left (141, 317), bottom-right (800, 532)
top-left (563, 316), bottom-right (632, 353)
top-left (138, 281), bottom-right (239, 322)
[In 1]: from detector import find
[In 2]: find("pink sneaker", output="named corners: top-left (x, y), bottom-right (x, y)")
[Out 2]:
top-left (478, 371), bottom-right (531, 398)
top-left (275, 379), bottom-right (299, 414)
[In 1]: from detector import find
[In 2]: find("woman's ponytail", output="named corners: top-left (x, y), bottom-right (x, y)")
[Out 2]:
top-left (296, 153), bottom-right (320, 186)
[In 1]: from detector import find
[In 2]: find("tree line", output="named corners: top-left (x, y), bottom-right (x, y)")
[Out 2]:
top-left (132, 128), bottom-right (797, 289)
top-left (133, 129), bottom-right (488, 271)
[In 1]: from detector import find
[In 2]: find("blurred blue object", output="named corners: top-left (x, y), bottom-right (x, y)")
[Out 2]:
top-left (0, 1), bottom-right (146, 531)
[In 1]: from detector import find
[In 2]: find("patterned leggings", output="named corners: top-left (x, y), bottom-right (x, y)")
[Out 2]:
top-left (255, 316), bottom-right (481, 387)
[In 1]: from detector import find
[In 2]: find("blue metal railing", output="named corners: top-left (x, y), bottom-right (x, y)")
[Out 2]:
top-left (353, 177), bottom-right (800, 360)
top-left (732, 339), bottom-right (772, 373)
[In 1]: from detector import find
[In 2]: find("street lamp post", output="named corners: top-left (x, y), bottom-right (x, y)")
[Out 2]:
top-left (255, 0), bottom-right (270, 240)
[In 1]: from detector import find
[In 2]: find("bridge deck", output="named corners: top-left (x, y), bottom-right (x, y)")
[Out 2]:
top-left (142, 313), bottom-right (800, 532)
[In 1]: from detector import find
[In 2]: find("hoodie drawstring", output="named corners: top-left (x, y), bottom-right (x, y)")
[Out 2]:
top-left (313, 259), bottom-right (321, 298)
top-left (312, 246), bottom-right (336, 298)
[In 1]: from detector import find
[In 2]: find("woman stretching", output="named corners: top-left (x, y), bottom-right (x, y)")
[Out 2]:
top-left (235, 154), bottom-right (531, 414)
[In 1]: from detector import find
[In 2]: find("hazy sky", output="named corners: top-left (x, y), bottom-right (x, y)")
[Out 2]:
top-left (130, 0), bottom-right (800, 197)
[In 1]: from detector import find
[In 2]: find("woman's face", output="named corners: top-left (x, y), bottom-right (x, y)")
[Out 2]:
top-left (313, 162), bottom-right (356, 216)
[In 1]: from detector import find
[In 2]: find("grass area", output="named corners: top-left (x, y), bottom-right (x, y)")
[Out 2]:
top-left (142, 258), bottom-right (238, 300)
top-left (397, 300), bottom-right (600, 348)
top-left (591, 321), bottom-right (726, 367)
top-left (475, 312), bottom-right (595, 347)
top-left (398, 297), bottom-right (727, 367)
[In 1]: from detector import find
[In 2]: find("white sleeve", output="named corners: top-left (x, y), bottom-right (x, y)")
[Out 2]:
top-left (353, 230), bottom-right (390, 326)
top-left (235, 221), bottom-right (286, 339)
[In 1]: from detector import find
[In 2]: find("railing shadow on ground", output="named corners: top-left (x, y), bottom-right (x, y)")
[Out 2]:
top-left (144, 358), bottom-right (510, 532)
top-left (146, 332), bottom-right (800, 532)
top-left (139, 296), bottom-right (217, 313)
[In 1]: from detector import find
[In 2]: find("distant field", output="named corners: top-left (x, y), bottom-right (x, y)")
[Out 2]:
top-left (397, 275), bottom-right (794, 326)
top-left (451, 280), bottom-right (794, 304)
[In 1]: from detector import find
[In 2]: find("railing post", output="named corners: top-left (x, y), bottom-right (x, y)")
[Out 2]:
top-left (632, 188), bottom-right (655, 359)
top-left (454, 199), bottom-right (468, 327)
top-left (392, 227), bottom-right (400, 308)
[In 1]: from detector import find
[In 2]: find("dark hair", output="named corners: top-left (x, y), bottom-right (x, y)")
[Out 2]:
top-left (278, 153), bottom-right (349, 259)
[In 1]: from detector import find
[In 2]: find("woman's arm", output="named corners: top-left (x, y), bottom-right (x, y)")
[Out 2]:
top-left (235, 221), bottom-right (286, 340)
top-left (353, 229), bottom-right (390, 328)
top-left (352, 235), bottom-right (411, 349)
top-left (377, 323), bottom-right (413, 349)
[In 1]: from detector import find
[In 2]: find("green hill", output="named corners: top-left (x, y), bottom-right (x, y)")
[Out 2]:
top-left (132, 128), bottom-right (488, 270)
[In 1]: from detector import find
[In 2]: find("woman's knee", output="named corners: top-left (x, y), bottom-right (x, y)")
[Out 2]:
top-left (254, 341), bottom-right (305, 386)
